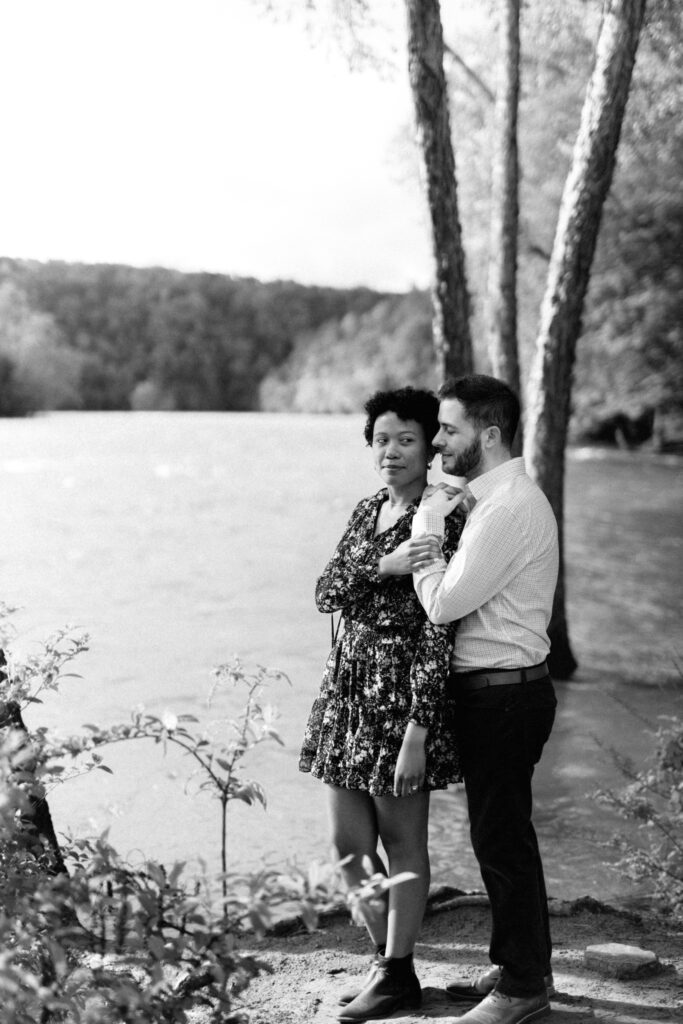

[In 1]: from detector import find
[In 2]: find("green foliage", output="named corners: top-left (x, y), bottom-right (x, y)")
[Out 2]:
top-left (566, 0), bottom-right (683, 444)
top-left (0, 280), bottom-right (84, 415)
top-left (0, 613), bottom-right (349, 1022)
top-left (0, 258), bottom-right (388, 414)
top-left (2, 2), bottom-right (680, 435)
top-left (426, 0), bottom-right (683, 442)
top-left (345, 856), bottom-right (418, 929)
top-left (260, 291), bottom-right (438, 411)
top-left (595, 712), bottom-right (683, 922)
top-left (55, 658), bottom-right (292, 907)
top-left (0, 352), bottom-right (33, 416)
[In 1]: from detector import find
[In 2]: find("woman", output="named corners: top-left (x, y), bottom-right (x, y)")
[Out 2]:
top-left (299, 387), bottom-right (465, 1023)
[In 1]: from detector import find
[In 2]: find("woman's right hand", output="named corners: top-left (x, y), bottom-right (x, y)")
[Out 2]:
top-left (378, 536), bottom-right (442, 577)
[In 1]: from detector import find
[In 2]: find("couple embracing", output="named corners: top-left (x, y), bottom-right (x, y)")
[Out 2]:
top-left (299, 374), bottom-right (559, 1024)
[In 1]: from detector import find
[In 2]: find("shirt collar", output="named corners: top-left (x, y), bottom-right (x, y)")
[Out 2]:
top-left (468, 457), bottom-right (526, 502)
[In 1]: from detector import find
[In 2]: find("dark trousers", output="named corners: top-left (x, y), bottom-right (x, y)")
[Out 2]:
top-left (454, 676), bottom-right (556, 998)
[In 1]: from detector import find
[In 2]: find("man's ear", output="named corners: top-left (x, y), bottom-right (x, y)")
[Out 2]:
top-left (483, 425), bottom-right (501, 449)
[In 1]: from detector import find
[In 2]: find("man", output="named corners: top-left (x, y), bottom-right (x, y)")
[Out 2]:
top-left (410, 374), bottom-right (559, 1024)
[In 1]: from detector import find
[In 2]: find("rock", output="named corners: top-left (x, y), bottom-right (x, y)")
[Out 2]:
top-left (584, 942), bottom-right (662, 979)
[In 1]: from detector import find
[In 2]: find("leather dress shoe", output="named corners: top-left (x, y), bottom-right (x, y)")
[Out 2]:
top-left (338, 956), bottom-right (381, 1006)
top-left (452, 989), bottom-right (550, 1024)
top-left (447, 965), bottom-right (556, 1002)
top-left (337, 961), bottom-right (421, 1022)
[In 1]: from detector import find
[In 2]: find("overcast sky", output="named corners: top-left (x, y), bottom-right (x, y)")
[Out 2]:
top-left (0, 0), bottom-right (441, 291)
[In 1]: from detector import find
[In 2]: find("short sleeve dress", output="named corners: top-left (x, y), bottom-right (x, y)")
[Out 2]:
top-left (299, 489), bottom-right (465, 796)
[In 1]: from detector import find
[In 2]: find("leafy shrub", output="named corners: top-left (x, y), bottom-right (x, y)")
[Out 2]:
top-left (595, 711), bottom-right (683, 922)
top-left (0, 609), bottom-right (347, 1022)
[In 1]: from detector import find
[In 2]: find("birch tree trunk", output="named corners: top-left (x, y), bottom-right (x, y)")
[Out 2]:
top-left (405, 0), bottom-right (473, 380)
top-left (524, 0), bottom-right (648, 679)
top-left (485, 0), bottom-right (521, 403)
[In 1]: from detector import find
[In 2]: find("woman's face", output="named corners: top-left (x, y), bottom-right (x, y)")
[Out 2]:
top-left (371, 412), bottom-right (430, 491)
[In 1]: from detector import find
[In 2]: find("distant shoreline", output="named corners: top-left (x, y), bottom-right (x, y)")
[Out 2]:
top-left (569, 444), bottom-right (683, 465)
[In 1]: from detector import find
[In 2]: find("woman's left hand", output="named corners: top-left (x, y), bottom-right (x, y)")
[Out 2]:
top-left (379, 536), bottom-right (442, 578)
top-left (394, 724), bottom-right (427, 797)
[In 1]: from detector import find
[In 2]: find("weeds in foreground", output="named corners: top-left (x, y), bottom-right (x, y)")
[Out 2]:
top-left (0, 609), bottom-right (402, 1023)
top-left (595, 685), bottom-right (683, 922)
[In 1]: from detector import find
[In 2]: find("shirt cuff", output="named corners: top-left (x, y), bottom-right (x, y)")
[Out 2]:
top-left (413, 553), bottom-right (447, 583)
top-left (411, 506), bottom-right (446, 539)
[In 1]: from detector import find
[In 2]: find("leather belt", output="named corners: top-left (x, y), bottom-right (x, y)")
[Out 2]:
top-left (449, 662), bottom-right (550, 692)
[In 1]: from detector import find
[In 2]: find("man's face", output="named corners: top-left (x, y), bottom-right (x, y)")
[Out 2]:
top-left (433, 398), bottom-right (484, 480)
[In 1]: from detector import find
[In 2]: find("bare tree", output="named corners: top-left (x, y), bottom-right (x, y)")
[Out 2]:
top-left (524, 0), bottom-right (648, 679)
top-left (485, 0), bottom-right (522, 404)
top-left (404, 0), bottom-right (473, 379)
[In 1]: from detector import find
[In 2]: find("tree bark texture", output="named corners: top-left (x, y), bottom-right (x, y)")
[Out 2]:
top-left (0, 649), bottom-right (68, 874)
top-left (524, 0), bottom-right (648, 678)
top-left (486, 0), bottom-right (522, 402)
top-left (405, 0), bottom-right (473, 381)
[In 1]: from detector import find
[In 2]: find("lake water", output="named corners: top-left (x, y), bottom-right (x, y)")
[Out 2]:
top-left (1, 412), bottom-right (682, 906)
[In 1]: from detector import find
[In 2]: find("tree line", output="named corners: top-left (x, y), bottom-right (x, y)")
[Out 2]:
top-left (0, 251), bottom-right (679, 449)
top-left (0, 258), bottom-right (389, 416)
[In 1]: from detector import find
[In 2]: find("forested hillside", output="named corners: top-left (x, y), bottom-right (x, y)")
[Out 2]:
top-left (0, 259), bottom-right (389, 414)
top-left (260, 290), bottom-right (438, 412)
top-left (0, 4), bottom-right (680, 447)
top-left (0, 252), bottom-right (680, 447)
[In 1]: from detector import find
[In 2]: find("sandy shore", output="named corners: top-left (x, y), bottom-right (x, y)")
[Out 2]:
top-left (228, 890), bottom-right (683, 1024)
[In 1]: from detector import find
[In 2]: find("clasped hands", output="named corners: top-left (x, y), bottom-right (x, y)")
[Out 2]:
top-left (421, 481), bottom-right (470, 515)
top-left (378, 484), bottom-right (467, 578)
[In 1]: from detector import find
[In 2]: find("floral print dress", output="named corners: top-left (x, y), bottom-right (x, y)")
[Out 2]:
top-left (299, 489), bottom-right (465, 796)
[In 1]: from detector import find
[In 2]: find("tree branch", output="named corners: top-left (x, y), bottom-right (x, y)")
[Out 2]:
top-left (443, 44), bottom-right (495, 103)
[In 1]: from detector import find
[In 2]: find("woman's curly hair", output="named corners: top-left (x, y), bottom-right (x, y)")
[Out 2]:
top-left (363, 387), bottom-right (440, 451)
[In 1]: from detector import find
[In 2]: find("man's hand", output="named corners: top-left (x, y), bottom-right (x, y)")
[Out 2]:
top-left (421, 483), bottom-right (468, 517)
top-left (379, 536), bottom-right (443, 577)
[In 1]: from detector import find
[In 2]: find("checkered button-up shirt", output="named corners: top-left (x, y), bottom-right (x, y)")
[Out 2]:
top-left (412, 458), bottom-right (559, 671)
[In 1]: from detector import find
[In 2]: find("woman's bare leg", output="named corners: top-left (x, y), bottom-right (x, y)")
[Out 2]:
top-left (327, 784), bottom-right (388, 946)
top-left (374, 791), bottom-right (430, 958)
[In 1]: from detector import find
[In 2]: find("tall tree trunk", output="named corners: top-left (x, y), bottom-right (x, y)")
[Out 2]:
top-left (0, 650), bottom-right (67, 874)
top-left (524, 0), bottom-right (648, 679)
top-left (486, 0), bottom-right (521, 403)
top-left (405, 0), bottom-right (473, 380)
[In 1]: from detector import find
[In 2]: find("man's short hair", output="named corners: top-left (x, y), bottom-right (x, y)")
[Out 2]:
top-left (439, 374), bottom-right (520, 450)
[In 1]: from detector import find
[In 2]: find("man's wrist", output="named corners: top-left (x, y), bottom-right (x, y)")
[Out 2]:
top-left (412, 506), bottom-right (445, 540)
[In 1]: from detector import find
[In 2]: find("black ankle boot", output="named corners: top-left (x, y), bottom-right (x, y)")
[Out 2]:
top-left (337, 945), bottom-right (386, 1006)
top-left (337, 954), bottom-right (421, 1022)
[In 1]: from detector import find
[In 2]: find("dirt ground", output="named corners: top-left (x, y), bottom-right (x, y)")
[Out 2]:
top-left (229, 892), bottom-right (683, 1024)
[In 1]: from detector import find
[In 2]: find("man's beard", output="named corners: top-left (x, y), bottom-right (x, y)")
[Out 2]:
top-left (448, 436), bottom-right (483, 478)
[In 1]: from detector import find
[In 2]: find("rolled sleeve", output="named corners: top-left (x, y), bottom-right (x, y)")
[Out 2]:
top-left (411, 505), bottom-right (446, 540)
top-left (413, 503), bottom-right (521, 624)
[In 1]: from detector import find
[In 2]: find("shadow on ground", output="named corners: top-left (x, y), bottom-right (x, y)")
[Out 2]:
top-left (234, 892), bottom-right (683, 1024)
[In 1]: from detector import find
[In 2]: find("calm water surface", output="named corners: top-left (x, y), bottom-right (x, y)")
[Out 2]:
top-left (1, 412), bottom-right (682, 905)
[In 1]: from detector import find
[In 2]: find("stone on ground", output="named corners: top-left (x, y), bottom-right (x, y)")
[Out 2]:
top-left (584, 943), bottom-right (662, 979)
